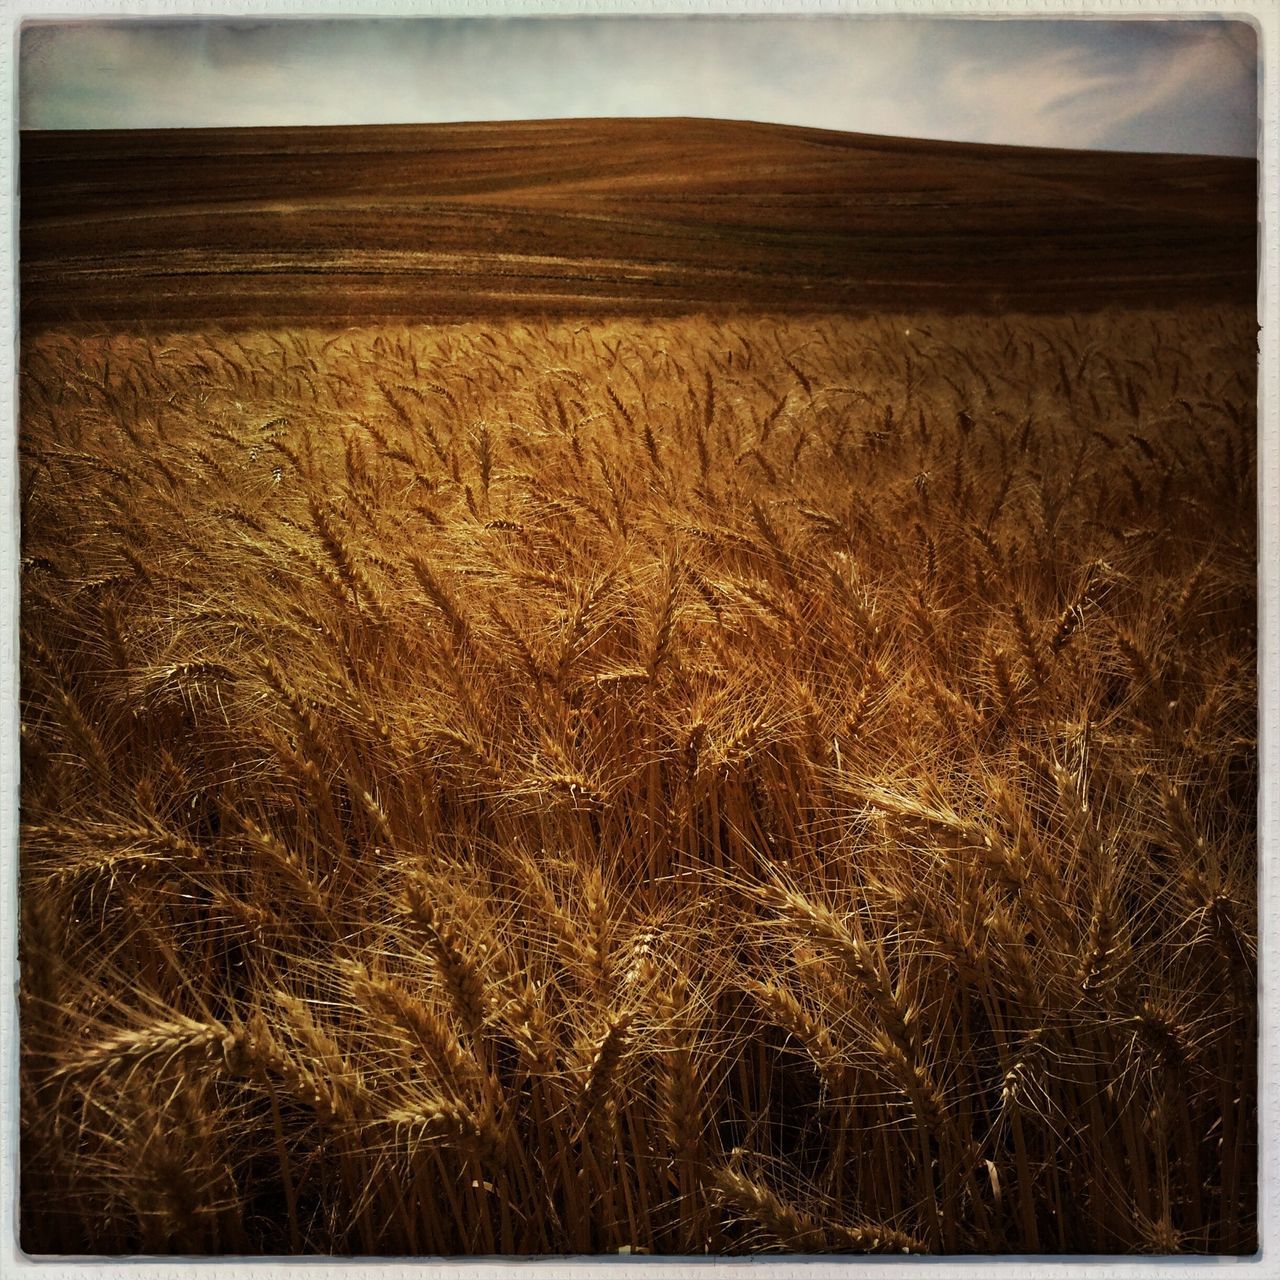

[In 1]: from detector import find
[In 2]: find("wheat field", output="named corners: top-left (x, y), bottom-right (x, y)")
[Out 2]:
top-left (18, 309), bottom-right (1256, 1255)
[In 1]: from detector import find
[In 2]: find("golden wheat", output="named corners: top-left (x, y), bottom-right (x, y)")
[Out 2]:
top-left (19, 309), bottom-right (1256, 1255)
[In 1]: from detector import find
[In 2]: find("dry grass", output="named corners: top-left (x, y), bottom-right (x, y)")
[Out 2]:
top-left (19, 309), bottom-right (1256, 1255)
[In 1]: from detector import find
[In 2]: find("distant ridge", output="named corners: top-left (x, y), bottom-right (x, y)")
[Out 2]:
top-left (20, 117), bottom-right (1256, 326)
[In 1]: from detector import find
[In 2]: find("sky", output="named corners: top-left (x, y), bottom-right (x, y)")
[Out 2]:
top-left (19, 16), bottom-right (1259, 157)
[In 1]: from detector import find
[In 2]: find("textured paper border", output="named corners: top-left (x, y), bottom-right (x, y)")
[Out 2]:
top-left (0, 2), bottom-right (1272, 1275)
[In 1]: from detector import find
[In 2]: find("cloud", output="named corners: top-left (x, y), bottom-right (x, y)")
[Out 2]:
top-left (928, 23), bottom-right (1255, 154)
top-left (1098, 27), bottom-right (1258, 155)
top-left (937, 47), bottom-right (1129, 149)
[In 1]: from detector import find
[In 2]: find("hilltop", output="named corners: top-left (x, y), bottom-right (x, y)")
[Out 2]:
top-left (20, 116), bottom-right (1256, 325)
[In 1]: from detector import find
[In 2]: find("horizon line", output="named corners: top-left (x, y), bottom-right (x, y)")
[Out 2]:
top-left (18, 113), bottom-right (1257, 163)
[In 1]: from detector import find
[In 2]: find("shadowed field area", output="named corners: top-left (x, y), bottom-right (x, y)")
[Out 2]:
top-left (20, 117), bottom-right (1257, 326)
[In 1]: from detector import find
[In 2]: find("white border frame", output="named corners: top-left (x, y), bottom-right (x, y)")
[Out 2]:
top-left (0, 2), bottom-right (1273, 1276)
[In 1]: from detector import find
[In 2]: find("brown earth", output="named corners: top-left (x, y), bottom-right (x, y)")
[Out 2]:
top-left (19, 116), bottom-right (1256, 326)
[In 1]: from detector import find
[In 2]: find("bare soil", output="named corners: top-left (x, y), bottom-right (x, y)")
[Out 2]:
top-left (19, 117), bottom-right (1257, 327)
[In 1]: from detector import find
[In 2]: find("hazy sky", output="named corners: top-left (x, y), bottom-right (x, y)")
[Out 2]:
top-left (20, 16), bottom-right (1258, 156)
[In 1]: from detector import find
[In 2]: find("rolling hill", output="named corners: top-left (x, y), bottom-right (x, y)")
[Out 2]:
top-left (20, 116), bottom-right (1256, 326)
